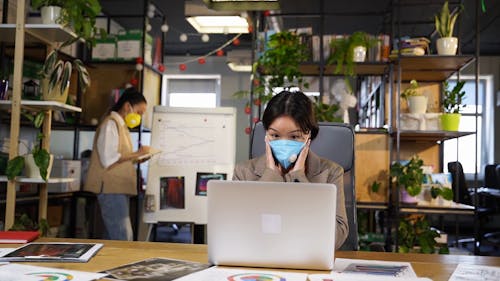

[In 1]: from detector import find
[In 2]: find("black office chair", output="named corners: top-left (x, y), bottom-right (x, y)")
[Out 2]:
top-left (251, 122), bottom-right (358, 250)
top-left (481, 164), bottom-right (500, 248)
top-left (448, 161), bottom-right (496, 252)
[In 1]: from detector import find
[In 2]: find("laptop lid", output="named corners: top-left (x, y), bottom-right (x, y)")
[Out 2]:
top-left (207, 180), bottom-right (337, 270)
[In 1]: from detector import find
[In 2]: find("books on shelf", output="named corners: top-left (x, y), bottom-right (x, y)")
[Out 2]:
top-left (390, 37), bottom-right (430, 58)
top-left (0, 242), bottom-right (103, 262)
top-left (0, 231), bottom-right (40, 244)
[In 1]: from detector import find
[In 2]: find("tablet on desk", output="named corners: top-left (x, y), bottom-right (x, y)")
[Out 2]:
top-left (207, 180), bottom-right (337, 270)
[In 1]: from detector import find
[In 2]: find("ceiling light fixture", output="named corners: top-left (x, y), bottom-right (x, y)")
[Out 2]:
top-left (227, 50), bottom-right (252, 72)
top-left (187, 15), bottom-right (249, 34)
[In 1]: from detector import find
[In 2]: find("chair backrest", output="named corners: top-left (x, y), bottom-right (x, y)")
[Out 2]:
top-left (251, 122), bottom-right (358, 250)
top-left (484, 164), bottom-right (500, 189)
top-left (447, 161), bottom-right (472, 205)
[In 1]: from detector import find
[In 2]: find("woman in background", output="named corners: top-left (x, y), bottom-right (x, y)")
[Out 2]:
top-left (233, 90), bottom-right (348, 249)
top-left (84, 87), bottom-right (150, 240)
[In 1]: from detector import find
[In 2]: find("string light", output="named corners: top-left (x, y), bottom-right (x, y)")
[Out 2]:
top-left (164, 34), bottom-right (243, 71)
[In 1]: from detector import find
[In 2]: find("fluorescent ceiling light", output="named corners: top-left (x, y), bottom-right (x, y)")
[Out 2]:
top-left (187, 16), bottom-right (249, 34)
top-left (227, 62), bottom-right (252, 72)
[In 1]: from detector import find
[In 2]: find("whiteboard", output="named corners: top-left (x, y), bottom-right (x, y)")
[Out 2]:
top-left (143, 106), bottom-right (236, 224)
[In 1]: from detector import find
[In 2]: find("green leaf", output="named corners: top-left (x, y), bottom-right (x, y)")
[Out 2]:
top-left (6, 156), bottom-right (24, 180)
top-left (33, 148), bottom-right (50, 181)
top-left (440, 187), bottom-right (454, 200)
top-left (49, 61), bottom-right (64, 93)
top-left (59, 61), bottom-right (72, 95)
top-left (33, 112), bottom-right (45, 128)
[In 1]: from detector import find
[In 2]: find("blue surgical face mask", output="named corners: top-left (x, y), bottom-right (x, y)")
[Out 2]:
top-left (269, 139), bottom-right (305, 169)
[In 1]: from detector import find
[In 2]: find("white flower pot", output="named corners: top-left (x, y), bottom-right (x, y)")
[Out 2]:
top-left (352, 46), bottom-right (367, 62)
top-left (407, 96), bottom-right (428, 114)
top-left (24, 154), bottom-right (54, 179)
top-left (436, 37), bottom-right (458, 55)
top-left (40, 6), bottom-right (61, 25)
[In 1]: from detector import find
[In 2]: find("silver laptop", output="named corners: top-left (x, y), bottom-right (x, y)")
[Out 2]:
top-left (207, 180), bottom-right (337, 270)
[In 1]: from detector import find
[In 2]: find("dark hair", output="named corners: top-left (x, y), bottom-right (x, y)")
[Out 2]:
top-left (262, 90), bottom-right (319, 140)
top-left (111, 87), bottom-right (147, 112)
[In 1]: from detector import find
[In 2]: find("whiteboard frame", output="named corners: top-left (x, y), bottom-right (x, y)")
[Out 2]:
top-left (143, 106), bottom-right (237, 225)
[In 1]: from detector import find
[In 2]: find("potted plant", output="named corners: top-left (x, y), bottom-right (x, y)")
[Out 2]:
top-left (435, 1), bottom-right (463, 55)
top-left (32, 0), bottom-right (65, 25)
top-left (10, 214), bottom-right (50, 237)
top-left (441, 80), bottom-right (466, 131)
top-left (313, 96), bottom-right (343, 122)
top-left (255, 31), bottom-right (310, 105)
top-left (40, 50), bottom-right (90, 103)
top-left (390, 155), bottom-right (424, 204)
top-left (5, 111), bottom-right (54, 181)
top-left (398, 215), bottom-right (449, 254)
top-left (401, 79), bottom-right (427, 114)
top-left (32, 0), bottom-right (104, 47)
top-left (327, 31), bottom-right (379, 92)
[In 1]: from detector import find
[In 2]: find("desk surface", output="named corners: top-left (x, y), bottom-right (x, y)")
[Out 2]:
top-left (3, 238), bottom-right (500, 281)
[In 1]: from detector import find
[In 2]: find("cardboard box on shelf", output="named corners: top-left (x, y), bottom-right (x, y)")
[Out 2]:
top-left (400, 113), bottom-right (441, 130)
top-left (116, 29), bottom-right (152, 64)
top-left (92, 36), bottom-right (117, 61)
top-left (48, 160), bottom-right (81, 193)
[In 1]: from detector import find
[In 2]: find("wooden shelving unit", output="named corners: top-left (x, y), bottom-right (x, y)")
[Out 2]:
top-left (0, 0), bottom-right (81, 230)
top-left (391, 55), bottom-right (475, 82)
top-left (391, 130), bottom-right (476, 142)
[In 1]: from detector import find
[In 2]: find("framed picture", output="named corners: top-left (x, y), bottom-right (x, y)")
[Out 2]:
top-left (195, 173), bottom-right (227, 196)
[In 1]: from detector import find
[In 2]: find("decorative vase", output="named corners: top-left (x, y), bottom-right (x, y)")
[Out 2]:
top-left (24, 154), bottom-right (54, 179)
top-left (41, 78), bottom-right (69, 103)
top-left (407, 96), bottom-right (428, 114)
top-left (436, 37), bottom-right (458, 55)
top-left (352, 46), bottom-right (367, 62)
top-left (40, 6), bottom-right (62, 25)
top-left (440, 113), bottom-right (461, 131)
top-left (400, 189), bottom-right (418, 204)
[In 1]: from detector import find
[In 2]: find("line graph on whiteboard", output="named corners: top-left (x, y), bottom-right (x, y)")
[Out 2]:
top-left (153, 114), bottom-right (234, 166)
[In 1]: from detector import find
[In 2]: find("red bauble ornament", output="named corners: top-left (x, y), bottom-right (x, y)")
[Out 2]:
top-left (216, 49), bottom-right (224, 56)
top-left (263, 10), bottom-right (271, 17)
top-left (179, 64), bottom-right (187, 71)
top-left (248, 26), bottom-right (254, 33)
top-left (198, 58), bottom-right (206, 64)
top-left (158, 64), bottom-right (165, 72)
top-left (252, 117), bottom-right (259, 123)
top-left (252, 79), bottom-right (260, 86)
top-left (254, 98), bottom-right (261, 106)
top-left (233, 38), bottom-right (240, 46)
top-left (244, 127), bottom-right (251, 135)
top-left (244, 106), bottom-right (251, 114)
top-left (135, 57), bottom-right (144, 64)
top-left (130, 78), bottom-right (138, 86)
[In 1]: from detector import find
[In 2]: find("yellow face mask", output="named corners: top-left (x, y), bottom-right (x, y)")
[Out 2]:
top-left (125, 105), bottom-right (141, 128)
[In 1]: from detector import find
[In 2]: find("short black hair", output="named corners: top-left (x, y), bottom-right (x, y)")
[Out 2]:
top-left (111, 87), bottom-right (147, 112)
top-left (262, 90), bottom-right (319, 140)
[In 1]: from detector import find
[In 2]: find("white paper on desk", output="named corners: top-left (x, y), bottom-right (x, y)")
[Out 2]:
top-left (174, 266), bottom-right (308, 281)
top-left (309, 273), bottom-right (432, 281)
top-left (448, 263), bottom-right (500, 281)
top-left (0, 263), bottom-right (107, 281)
top-left (332, 258), bottom-right (417, 278)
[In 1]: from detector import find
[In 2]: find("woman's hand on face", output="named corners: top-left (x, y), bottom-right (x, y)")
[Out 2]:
top-left (291, 139), bottom-right (310, 173)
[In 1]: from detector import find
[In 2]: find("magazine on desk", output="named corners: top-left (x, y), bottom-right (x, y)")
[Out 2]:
top-left (101, 257), bottom-right (211, 281)
top-left (0, 242), bottom-right (103, 262)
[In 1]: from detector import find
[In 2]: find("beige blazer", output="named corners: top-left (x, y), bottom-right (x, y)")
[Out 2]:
top-left (233, 151), bottom-right (348, 250)
top-left (84, 114), bottom-right (137, 195)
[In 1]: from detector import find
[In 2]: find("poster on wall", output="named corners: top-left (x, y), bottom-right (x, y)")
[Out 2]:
top-left (195, 173), bottom-right (227, 196)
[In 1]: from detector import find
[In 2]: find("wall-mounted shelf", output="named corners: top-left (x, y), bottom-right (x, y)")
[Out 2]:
top-left (0, 176), bottom-right (75, 184)
top-left (391, 55), bottom-right (475, 82)
top-left (0, 100), bottom-right (81, 113)
top-left (299, 62), bottom-right (388, 76)
top-left (0, 24), bottom-right (77, 44)
top-left (391, 130), bottom-right (475, 142)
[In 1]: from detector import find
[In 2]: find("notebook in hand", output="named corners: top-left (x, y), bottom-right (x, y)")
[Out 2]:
top-left (207, 180), bottom-right (337, 270)
top-left (0, 231), bottom-right (39, 244)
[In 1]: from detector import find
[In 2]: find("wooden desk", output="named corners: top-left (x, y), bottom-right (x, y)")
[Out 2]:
top-left (4, 238), bottom-right (500, 281)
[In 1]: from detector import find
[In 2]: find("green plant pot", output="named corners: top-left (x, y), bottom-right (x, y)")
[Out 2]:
top-left (440, 113), bottom-right (461, 131)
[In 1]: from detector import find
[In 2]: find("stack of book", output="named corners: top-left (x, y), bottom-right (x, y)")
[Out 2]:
top-left (390, 37), bottom-right (430, 58)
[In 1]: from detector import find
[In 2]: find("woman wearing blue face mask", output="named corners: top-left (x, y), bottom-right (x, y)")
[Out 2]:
top-left (233, 90), bottom-right (348, 249)
top-left (84, 87), bottom-right (150, 241)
